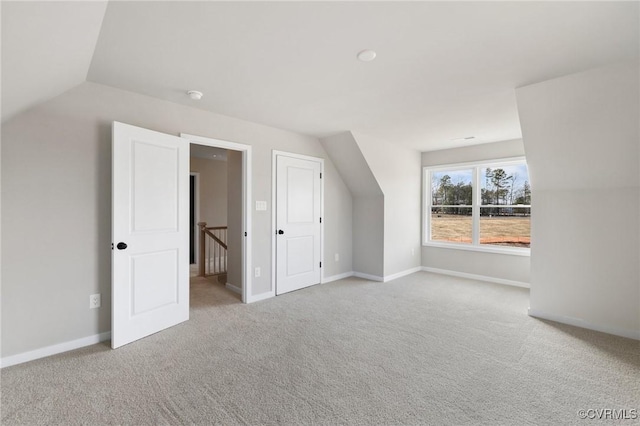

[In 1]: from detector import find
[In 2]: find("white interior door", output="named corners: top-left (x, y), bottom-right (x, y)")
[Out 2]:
top-left (276, 154), bottom-right (322, 295)
top-left (112, 122), bottom-right (189, 348)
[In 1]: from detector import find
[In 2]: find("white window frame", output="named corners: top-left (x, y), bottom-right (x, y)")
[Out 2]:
top-left (423, 156), bottom-right (530, 257)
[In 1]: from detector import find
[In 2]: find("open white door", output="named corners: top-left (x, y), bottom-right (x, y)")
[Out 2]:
top-left (275, 154), bottom-right (322, 295)
top-left (112, 122), bottom-right (189, 348)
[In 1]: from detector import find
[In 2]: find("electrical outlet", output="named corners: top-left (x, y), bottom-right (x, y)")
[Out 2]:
top-left (335, 253), bottom-right (339, 262)
top-left (255, 267), bottom-right (261, 278)
top-left (411, 248), bottom-right (415, 256)
top-left (89, 294), bottom-right (101, 309)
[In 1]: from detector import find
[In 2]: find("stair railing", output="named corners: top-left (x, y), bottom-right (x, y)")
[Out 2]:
top-left (197, 222), bottom-right (228, 277)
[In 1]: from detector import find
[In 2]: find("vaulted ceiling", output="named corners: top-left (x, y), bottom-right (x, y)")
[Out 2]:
top-left (2, 1), bottom-right (638, 151)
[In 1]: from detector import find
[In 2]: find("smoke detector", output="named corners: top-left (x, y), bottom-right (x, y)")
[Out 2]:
top-left (187, 90), bottom-right (203, 100)
top-left (357, 50), bottom-right (377, 62)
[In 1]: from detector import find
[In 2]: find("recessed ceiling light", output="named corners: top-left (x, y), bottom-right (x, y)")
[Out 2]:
top-left (357, 49), bottom-right (377, 62)
top-left (187, 90), bottom-right (203, 100)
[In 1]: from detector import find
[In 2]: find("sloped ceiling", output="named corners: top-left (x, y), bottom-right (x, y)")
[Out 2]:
top-left (1, 1), bottom-right (108, 123)
top-left (3, 1), bottom-right (639, 151)
top-left (321, 132), bottom-right (383, 198)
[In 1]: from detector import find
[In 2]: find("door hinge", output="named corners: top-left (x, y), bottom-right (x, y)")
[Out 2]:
top-left (319, 217), bottom-right (322, 223)
top-left (320, 172), bottom-right (322, 179)
top-left (320, 262), bottom-right (322, 268)
top-left (111, 243), bottom-right (114, 250)
top-left (244, 232), bottom-right (247, 237)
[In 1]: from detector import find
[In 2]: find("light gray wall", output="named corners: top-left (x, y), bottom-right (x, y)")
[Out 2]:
top-left (421, 139), bottom-right (531, 284)
top-left (322, 159), bottom-right (353, 279)
top-left (227, 150), bottom-right (243, 290)
top-left (322, 131), bottom-right (421, 278)
top-left (354, 132), bottom-right (422, 277)
top-left (190, 157), bottom-right (227, 227)
top-left (1, 82), bottom-right (353, 357)
top-left (321, 132), bottom-right (380, 277)
top-left (353, 197), bottom-right (384, 277)
top-left (422, 247), bottom-right (530, 284)
top-left (516, 61), bottom-right (639, 338)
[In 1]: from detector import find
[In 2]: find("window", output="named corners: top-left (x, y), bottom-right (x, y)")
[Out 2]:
top-left (424, 158), bottom-right (531, 255)
top-left (430, 169), bottom-right (473, 243)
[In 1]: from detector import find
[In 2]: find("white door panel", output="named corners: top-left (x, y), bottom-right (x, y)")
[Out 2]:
top-left (130, 141), bottom-right (180, 232)
top-left (286, 236), bottom-right (314, 276)
top-left (286, 167), bottom-right (315, 223)
top-left (112, 122), bottom-right (189, 349)
top-left (276, 155), bottom-right (322, 295)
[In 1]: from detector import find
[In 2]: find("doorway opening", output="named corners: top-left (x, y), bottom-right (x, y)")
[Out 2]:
top-left (189, 173), bottom-right (198, 265)
top-left (182, 133), bottom-right (253, 304)
top-left (189, 145), bottom-right (239, 303)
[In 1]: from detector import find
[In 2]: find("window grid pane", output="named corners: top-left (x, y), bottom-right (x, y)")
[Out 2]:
top-left (480, 164), bottom-right (531, 206)
top-left (479, 207), bottom-right (531, 248)
top-left (431, 208), bottom-right (472, 243)
top-left (431, 170), bottom-right (472, 206)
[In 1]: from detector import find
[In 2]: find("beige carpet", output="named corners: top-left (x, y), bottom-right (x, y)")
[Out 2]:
top-left (2, 272), bottom-right (639, 425)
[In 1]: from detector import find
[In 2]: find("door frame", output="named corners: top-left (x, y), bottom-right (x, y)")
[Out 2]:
top-left (189, 172), bottom-right (200, 267)
top-left (271, 150), bottom-right (325, 295)
top-left (181, 133), bottom-right (253, 304)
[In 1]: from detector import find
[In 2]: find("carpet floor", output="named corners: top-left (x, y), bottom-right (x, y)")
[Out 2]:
top-left (1, 272), bottom-right (639, 425)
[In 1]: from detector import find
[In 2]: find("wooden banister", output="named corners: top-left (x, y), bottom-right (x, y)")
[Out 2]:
top-left (197, 222), bottom-right (228, 277)
top-left (203, 229), bottom-right (227, 250)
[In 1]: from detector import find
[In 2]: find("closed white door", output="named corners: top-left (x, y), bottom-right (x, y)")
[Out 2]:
top-left (112, 122), bottom-right (189, 349)
top-left (276, 154), bottom-right (322, 295)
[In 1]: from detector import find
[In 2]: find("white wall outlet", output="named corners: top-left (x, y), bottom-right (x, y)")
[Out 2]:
top-left (411, 248), bottom-right (415, 256)
top-left (89, 293), bottom-right (101, 309)
top-left (255, 267), bottom-right (261, 277)
top-left (335, 253), bottom-right (339, 262)
top-left (256, 201), bottom-right (267, 211)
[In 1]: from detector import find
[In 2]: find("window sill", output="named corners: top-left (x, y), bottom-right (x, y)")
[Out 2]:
top-left (422, 241), bottom-right (531, 257)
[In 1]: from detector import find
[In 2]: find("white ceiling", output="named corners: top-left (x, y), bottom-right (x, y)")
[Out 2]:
top-left (1, 1), bottom-right (108, 122)
top-left (3, 2), bottom-right (639, 151)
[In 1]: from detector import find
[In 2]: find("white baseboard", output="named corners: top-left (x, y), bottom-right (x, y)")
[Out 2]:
top-left (352, 268), bottom-right (423, 283)
top-left (1, 331), bottom-right (112, 369)
top-left (384, 266), bottom-right (423, 282)
top-left (245, 291), bottom-right (275, 303)
top-left (225, 283), bottom-right (242, 295)
top-left (323, 271), bottom-right (354, 283)
top-left (528, 308), bottom-right (640, 340)
top-left (353, 272), bottom-right (384, 282)
top-left (421, 266), bottom-right (530, 289)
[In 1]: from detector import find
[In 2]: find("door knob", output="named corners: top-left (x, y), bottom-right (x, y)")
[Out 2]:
top-left (278, 230), bottom-right (284, 235)
top-left (117, 242), bottom-right (128, 250)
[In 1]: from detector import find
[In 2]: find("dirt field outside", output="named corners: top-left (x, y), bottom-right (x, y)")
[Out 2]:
top-left (431, 214), bottom-right (530, 247)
